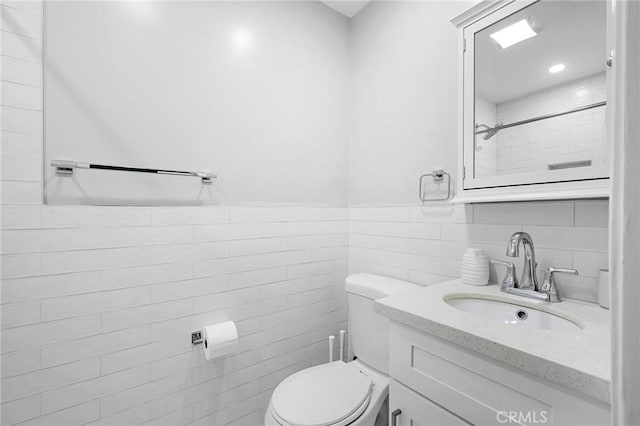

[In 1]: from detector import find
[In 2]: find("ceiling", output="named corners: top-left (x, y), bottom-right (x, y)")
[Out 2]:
top-left (475, 1), bottom-right (607, 104)
top-left (321, 0), bottom-right (370, 18)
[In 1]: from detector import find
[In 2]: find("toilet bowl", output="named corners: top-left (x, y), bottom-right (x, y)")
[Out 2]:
top-left (264, 360), bottom-right (388, 426)
top-left (264, 274), bottom-right (418, 426)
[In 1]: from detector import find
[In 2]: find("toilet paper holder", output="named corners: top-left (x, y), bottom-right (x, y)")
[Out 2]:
top-left (191, 331), bottom-right (203, 346)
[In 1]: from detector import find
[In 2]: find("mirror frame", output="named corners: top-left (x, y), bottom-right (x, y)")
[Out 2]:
top-left (451, 0), bottom-right (611, 203)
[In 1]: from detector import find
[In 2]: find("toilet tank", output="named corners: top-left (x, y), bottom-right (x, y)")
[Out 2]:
top-left (345, 274), bottom-right (419, 374)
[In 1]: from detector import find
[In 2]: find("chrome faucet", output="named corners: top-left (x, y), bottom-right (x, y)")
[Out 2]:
top-left (492, 232), bottom-right (578, 302)
top-left (506, 232), bottom-right (538, 291)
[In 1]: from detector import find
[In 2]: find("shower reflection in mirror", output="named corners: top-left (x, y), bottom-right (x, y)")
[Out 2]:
top-left (472, 1), bottom-right (607, 181)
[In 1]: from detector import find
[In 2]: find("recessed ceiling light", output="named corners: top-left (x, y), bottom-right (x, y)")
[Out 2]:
top-left (490, 19), bottom-right (538, 49)
top-left (549, 64), bottom-right (566, 74)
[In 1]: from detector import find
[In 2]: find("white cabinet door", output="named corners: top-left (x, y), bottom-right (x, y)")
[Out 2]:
top-left (389, 380), bottom-right (471, 426)
top-left (389, 323), bottom-right (611, 426)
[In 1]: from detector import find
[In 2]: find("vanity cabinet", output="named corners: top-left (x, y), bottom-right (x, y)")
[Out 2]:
top-left (390, 380), bottom-right (469, 426)
top-left (388, 323), bottom-right (610, 426)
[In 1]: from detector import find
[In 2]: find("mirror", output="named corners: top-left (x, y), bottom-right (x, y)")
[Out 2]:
top-left (470, 1), bottom-right (607, 185)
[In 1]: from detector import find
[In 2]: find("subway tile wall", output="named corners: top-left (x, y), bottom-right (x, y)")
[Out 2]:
top-left (1, 205), bottom-right (349, 426)
top-left (349, 201), bottom-right (609, 303)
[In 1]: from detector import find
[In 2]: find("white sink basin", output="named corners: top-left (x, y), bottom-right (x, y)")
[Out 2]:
top-left (446, 296), bottom-right (583, 332)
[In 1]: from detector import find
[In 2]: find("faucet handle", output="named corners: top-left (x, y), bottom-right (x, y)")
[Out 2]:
top-left (540, 267), bottom-right (578, 302)
top-left (547, 267), bottom-right (578, 275)
top-left (491, 260), bottom-right (518, 291)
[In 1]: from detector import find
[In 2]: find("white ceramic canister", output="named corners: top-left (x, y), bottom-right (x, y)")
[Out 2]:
top-left (461, 248), bottom-right (490, 286)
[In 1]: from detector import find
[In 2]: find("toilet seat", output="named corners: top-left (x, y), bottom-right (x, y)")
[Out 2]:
top-left (270, 361), bottom-right (374, 426)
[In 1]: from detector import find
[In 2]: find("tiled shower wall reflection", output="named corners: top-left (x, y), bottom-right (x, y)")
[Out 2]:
top-left (349, 201), bottom-right (608, 303)
top-left (496, 73), bottom-right (607, 175)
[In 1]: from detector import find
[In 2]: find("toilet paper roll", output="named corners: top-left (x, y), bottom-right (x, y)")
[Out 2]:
top-left (203, 321), bottom-right (239, 360)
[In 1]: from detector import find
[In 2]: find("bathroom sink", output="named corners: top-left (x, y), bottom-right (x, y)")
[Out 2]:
top-left (445, 296), bottom-right (582, 332)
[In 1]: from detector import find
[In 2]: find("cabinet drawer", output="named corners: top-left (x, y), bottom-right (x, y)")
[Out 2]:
top-left (389, 323), bottom-right (610, 426)
top-left (390, 380), bottom-right (470, 426)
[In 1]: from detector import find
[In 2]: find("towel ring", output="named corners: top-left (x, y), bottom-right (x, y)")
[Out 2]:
top-left (419, 169), bottom-right (451, 202)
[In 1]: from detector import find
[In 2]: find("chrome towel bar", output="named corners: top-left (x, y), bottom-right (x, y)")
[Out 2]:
top-left (51, 160), bottom-right (217, 184)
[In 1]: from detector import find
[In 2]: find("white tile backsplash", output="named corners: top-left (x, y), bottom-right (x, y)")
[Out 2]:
top-left (575, 200), bottom-right (609, 227)
top-left (473, 201), bottom-right (575, 226)
top-left (572, 250), bottom-right (609, 278)
top-left (349, 202), bottom-right (608, 301)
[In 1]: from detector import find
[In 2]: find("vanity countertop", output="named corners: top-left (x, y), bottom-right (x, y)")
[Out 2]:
top-left (374, 279), bottom-right (611, 403)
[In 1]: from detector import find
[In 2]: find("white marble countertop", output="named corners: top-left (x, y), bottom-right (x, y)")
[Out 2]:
top-left (374, 279), bottom-right (611, 403)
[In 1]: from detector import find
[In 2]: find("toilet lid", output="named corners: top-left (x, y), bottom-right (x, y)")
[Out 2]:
top-left (271, 361), bottom-right (373, 426)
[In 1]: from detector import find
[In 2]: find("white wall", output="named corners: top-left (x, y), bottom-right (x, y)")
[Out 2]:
top-left (349, 1), bottom-right (469, 206)
top-left (347, 1), bottom-right (609, 301)
top-left (44, 1), bottom-right (349, 206)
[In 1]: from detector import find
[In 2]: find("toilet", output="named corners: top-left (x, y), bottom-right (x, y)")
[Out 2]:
top-left (265, 273), bottom-right (418, 426)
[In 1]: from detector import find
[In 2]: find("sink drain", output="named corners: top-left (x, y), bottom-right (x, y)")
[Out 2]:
top-left (516, 310), bottom-right (528, 321)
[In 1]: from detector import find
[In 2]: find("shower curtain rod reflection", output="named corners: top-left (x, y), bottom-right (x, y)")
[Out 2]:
top-left (51, 160), bottom-right (217, 184)
top-left (474, 100), bottom-right (606, 137)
